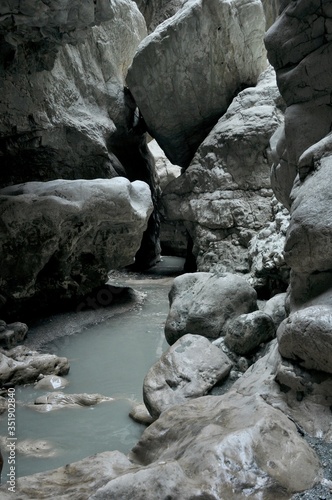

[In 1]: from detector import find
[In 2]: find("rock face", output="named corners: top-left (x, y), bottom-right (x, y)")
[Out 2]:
top-left (0, 0), bottom-right (147, 186)
top-left (0, 346), bottom-right (69, 385)
top-left (127, 0), bottom-right (267, 168)
top-left (265, 2), bottom-right (332, 381)
top-left (143, 333), bottom-right (232, 418)
top-left (165, 272), bottom-right (258, 344)
top-left (161, 67), bottom-right (285, 274)
top-left (225, 310), bottom-right (275, 355)
top-left (0, 178), bottom-right (153, 316)
top-left (134, 0), bottom-right (189, 32)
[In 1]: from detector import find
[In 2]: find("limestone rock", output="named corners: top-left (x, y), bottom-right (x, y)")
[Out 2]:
top-left (161, 67), bottom-right (285, 274)
top-left (0, 436), bottom-right (57, 458)
top-left (127, 393), bottom-right (320, 499)
top-left (143, 333), bottom-right (232, 418)
top-left (0, 346), bottom-right (69, 385)
top-left (277, 306), bottom-right (332, 374)
top-left (165, 272), bottom-right (258, 344)
top-left (225, 310), bottom-right (276, 355)
top-left (34, 375), bottom-right (69, 391)
top-left (0, 451), bottom-right (135, 500)
top-left (263, 292), bottom-right (287, 330)
top-left (149, 140), bottom-right (181, 191)
top-left (248, 200), bottom-right (290, 296)
top-left (135, 0), bottom-right (189, 32)
top-left (0, 1), bottom-right (147, 186)
top-left (129, 403), bottom-right (155, 425)
top-left (127, 0), bottom-right (267, 168)
top-left (265, 1), bottom-right (332, 207)
top-left (0, 321), bottom-right (28, 348)
top-left (0, 178), bottom-right (153, 315)
top-left (31, 392), bottom-right (114, 412)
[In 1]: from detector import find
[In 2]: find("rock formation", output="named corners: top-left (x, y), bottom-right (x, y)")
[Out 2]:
top-left (0, 178), bottom-right (153, 318)
top-left (127, 0), bottom-right (267, 168)
top-left (164, 272), bottom-right (258, 344)
top-left (0, 346), bottom-right (69, 385)
top-left (31, 392), bottom-right (114, 412)
top-left (161, 67), bottom-right (285, 275)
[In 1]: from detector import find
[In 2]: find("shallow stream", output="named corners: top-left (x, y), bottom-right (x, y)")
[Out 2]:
top-left (0, 257), bottom-right (183, 478)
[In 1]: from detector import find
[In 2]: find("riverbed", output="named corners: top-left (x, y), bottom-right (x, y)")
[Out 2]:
top-left (0, 257), bottom-right (184, 478)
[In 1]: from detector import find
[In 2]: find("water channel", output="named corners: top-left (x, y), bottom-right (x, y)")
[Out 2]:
top-left (0, 257), bottom-right (184, 479)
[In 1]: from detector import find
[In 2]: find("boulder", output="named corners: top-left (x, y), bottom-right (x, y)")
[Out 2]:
top-left (0, 1), bottom-right (147, 186)
top-left (31, 392), bottom-right (114, 412)
top-left (34, 375), bottom-right (69, 391)
top-left (0, 346), bottom-right (69, 385)
top-left (143, 333), bottom-right (232, 418)
top-left (161, 67), bottom-right (285, 274)
top-left (127, 0), bottom-right (267, 168)
top-left (262, 292), bottom-right (287, 330)
top-left (0, 321), bottom-right (28, 348)
top-left (225, 310), bottom-right (276, 355)
top-left (165, 272), bottom-right (258, 344)
top-left (0, 178), bottom-right (153, 315)
top-left (277, 306), bottom-right (332, 374)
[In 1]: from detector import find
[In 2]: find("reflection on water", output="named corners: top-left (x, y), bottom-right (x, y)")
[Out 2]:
top-left (0, 257), bottom-right (184, 478)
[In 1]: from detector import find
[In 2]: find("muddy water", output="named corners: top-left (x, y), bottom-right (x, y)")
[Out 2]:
top-left (0, 257), bottom-right (183, 478)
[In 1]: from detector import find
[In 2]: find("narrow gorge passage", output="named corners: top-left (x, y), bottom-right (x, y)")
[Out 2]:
top-left (0, 257), bottom-right (184, 478)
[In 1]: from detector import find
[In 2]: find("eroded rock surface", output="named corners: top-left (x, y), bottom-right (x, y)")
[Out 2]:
top-left (0, 346), bottom-right (69, 385)
top-left (127, 0), bottom-right (267, 168)
top-left (161, 67), bottom-right (285, 274)
top-left (0, 1), bottom-right (147, 186)
top-left (31, 392), bottom-right (114, 412)
top-left (143, 333), bottom-right (232, 418)
top-left (0, 320), bottom-right (28, 348)
top-left (165, 272), bottom-right (258, 344)
top-left (0, 178), bottom-right (153, 315)
top-left (225, 310), bottom-right (275, 355)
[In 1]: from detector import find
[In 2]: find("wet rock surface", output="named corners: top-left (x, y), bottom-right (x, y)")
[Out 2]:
top-left (31, 392), bottom-right (114, 412)
top-left (143, 333), bottom-right (232, 418)
top-left (0, 346), bottom-right (69, 386)
top-left (164, 272), bottom-right (258, 344)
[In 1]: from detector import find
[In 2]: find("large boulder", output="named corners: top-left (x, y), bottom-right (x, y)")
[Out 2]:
top-left (161, 67), bottom-right (285, 274)
top-left (0, 346), bottom-right (69, 385)
top-left (143, 333), bottom-right (232, 418)
top-left (0, 178), bottom-right (153, 316)
top-left (0, 0), bottom-right (147, 186)
top-left (277, 306), bottom-right (332, 374)
top-left (225, 310), bottom-right (275, 355)
top-left (165, 272), bottom-right (258, 344)
top-left (127, 0), bottom-right (267, 168)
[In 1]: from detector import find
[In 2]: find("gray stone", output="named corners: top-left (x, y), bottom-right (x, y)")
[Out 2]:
top-left (161, 67), bottom-right (285, 274)
top-left (225, 310), bottom-right (276, 355)
top-left (0, 321), bottom-right (28, 348)
top-left (263, 292), bottom-right (287, 330)
top-left (34, 375), bottom-right (69, 391)
top-left (0, 178), bottom-right (153, 310)
top-left (134, 0), bottom-right (190, 32)
top-left (0, 1), bottom-right (147, 185)
top-left (143, 333), bottom-right (232, 418)
top-left (127, 0), bottom-right (267, 168)
top-left (277, 306), bottom-right (332, 374)
top-left (248, 200), bottom-right (290, 296)
top-left (31, 392), bottom-right (114, 412)
top-left (0, 346), bottom-right (69, 385)
top-left (165, 272), bottom-right (258, 344)
top-left (129, 403), bottom-right (155, 425)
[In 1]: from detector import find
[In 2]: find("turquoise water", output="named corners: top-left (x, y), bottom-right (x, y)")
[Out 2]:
top-left (0, 258), bottom-right (183, 478)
